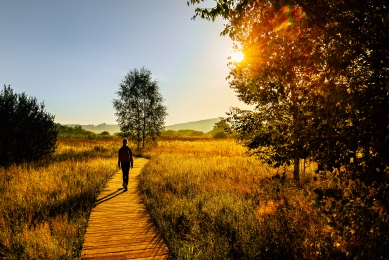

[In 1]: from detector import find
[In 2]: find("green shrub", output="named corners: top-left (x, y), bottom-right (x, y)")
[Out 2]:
top-left (213, 132), bottom-right (227, 138)
top-left (161, 129), bottom-right (205, 138)
top-left (99, 131), bottom-right (110, 136)
top-left (0, 85), bottom-right (58, 166)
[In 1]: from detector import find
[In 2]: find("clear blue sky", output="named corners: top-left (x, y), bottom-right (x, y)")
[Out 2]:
top-left (0, 0), bottom-right (249, 126)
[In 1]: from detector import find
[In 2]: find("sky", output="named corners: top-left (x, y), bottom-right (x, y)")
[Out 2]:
top-left (0, 0), bottom-right (249, 126)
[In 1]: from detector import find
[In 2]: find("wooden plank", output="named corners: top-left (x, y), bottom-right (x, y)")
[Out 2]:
top-left (81, 249), bottom-right (169, 260)
top-left (81, 158), bottom-right (169, 259)
top-left (83, 236), bottom-right (162, 245)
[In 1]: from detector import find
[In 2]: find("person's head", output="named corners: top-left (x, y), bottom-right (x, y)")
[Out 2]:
top-left (122, 138), bottom-right (128, 146)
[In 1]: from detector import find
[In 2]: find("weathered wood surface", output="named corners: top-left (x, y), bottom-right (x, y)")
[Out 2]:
top-left (81, 158), bottom-right (169, 259)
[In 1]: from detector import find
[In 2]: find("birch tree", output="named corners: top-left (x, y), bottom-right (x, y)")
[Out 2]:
top-left (113, 67), bottom-right (168, 149)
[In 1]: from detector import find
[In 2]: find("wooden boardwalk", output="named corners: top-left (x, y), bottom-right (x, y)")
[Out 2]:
top-left (81, 158), bottom-right (169, 259)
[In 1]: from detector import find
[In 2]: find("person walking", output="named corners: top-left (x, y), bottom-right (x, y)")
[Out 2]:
top-left (118, 138), bottom-right (133, 191)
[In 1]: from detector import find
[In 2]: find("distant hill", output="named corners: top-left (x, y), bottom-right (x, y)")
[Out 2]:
top-left (65, 118), bottom-right (221, 134)
top-left (164, 118), bottom-right (220, 132)
top-left (66, 123), bottom-right (120, 134)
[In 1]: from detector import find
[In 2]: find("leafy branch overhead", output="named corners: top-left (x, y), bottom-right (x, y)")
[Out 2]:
top-left (188, 0), bottom-right (389, 258)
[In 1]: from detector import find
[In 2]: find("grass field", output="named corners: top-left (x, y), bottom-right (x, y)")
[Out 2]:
top-left (0, 138), bottom-right (120, 259)
top-left (1, 138), bottom-right (346, 259)
top-left (139, 139), bottom-right (346, 259)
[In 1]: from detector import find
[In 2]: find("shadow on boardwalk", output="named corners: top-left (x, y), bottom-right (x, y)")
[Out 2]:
top-left (94, 189), bottom-right (126, 206)
top-left (81, 158), bottom-right (170, 259)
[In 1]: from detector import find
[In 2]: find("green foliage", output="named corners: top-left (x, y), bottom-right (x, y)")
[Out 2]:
top-left (161, 129), bottom-right (204, 138)
top-left (57, 124), bottom-right (95, 138)
top-left (99, 131), bottom-right (110, 136)
top-left (57, 124), bottom-right (114, 139)
top-left (313, 176), bottom-right (389, 258)
top-left (179, 129), bottom-right (205, 137)
top-left (161, 124), bottom-right (233, 139)
top-left (161, 129), bottom-right (205, 138)
top-left (113, 67), bottom-right (168, 149)
top-left (209, 1), bottom-right (316, 179)
top-left (161, 129), bottom-right (183, 138)
top-left (207, 121), bottom-right (232, 138)
top-left (213, 132), bottom-right (227, 138)
top-left (184, 129), bottom-right (203, 137)
top-left (188, 0), bottom-right (389, 257)
top-left (0, 85), bottom-right (58, 166)
top-left (296, 1), bottom-right (389, 257)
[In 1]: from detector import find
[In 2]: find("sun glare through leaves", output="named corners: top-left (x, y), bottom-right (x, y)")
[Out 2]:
top-left (231, 50), bottom-right (244, 62)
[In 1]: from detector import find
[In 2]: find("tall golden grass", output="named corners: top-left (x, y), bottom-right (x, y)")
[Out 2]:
top-left (0, 138), bottom-right (122, 259)
top-left (1, 137), bottom-right (346, 259)
top-left (139, 139), bottom-right (346, 259)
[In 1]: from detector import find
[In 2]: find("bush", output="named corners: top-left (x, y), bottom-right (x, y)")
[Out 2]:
top-left (188, 130), bottom-right (204, 137)
top-left (0, 85), bottom-right (58, 166)
top-left (161, 129), bottom-right (205, 138)
top-left (207, 121), bottom-right (232, 138)
top-left (57, 124), bottom-right (96, 138)
top-left (100, 131), bottom-right (110, 136)
top-left (161, 130), bottom-right (183, 138)
top-left (178, 129), bottom-right (204, 137)
top-left (213, 132), bottom-right (227, 138)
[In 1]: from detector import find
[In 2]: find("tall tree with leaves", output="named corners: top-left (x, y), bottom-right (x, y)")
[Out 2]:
top-left (113, 67), bottom-right (168, 149)
top-left (294, 1), bottom-right (389, 257)
top-left (188, 0), bottom-right (389, 257)
top-left (228, 4), bottom-right (324, 180)
top-left (0, 85), bottom-right (58, 166)
top-left (189, 1), bottom-right (323, 180)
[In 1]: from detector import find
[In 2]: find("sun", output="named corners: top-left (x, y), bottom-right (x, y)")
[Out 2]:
top-left (231, 51), bottom-right (244, 62)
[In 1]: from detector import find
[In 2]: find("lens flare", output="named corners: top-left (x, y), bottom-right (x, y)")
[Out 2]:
top-left (274, 5), bottom-right (307, 39)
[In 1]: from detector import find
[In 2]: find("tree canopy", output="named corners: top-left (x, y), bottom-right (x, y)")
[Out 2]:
top-left (113, 67), bottom-right (168, 149)
top-left (0, 85), bottom-right (58, 166)
top-left (188, 0), bottom-right (389, 257)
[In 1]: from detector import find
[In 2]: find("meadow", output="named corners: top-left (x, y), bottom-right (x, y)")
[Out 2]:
top-left (139, 139), bottom-right (346, 259)
top-left (0, 137), bottom-right (346, 259)
top-left (0, 138), bottom-right (120, 259)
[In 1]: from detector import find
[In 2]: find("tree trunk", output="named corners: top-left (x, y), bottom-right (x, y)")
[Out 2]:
top-left (137, 132), bottom-right (140, 150)
top-left (142, 97), bottom-right (146, 148)
top-left (293, 155), bottom-right (300, 181)
top-left (142, 114), bottom-right (146, 149)
top-left (137, 103), bottom-right (141, 150)
top-left (291, 84), bottom-right (300, 181)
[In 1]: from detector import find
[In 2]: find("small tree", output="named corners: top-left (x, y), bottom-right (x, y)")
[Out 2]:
top-left (207, 121), bottom-right (232, 138)
top-left (0, 85), bottom-right (58, 166)
top-left (113, 67), bottom-right (168, 149)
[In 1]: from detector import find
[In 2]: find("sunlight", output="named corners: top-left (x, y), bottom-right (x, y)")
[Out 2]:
top-left (231, 51), bottom-right (244, 62)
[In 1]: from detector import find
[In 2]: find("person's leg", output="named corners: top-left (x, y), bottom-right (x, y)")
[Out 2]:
top-left (122, 162), bottom-right (130, 189)
top-left (125, 163), bottom-right (130, 186)
top-left (122, 164), bottom-right (128, 188)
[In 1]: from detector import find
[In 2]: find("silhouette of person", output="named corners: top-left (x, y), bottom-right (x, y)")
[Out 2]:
top-left (118, 138), bottom-right (133, 191)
